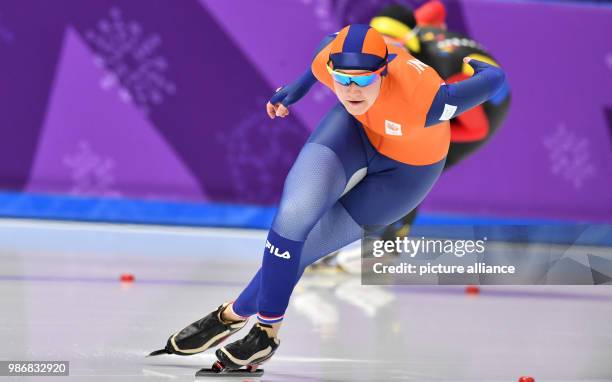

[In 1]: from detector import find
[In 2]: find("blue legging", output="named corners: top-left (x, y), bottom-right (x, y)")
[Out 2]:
top-left (233, 103), bottom-right (445, 322)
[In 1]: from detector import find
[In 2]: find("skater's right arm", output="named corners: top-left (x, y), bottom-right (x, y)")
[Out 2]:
top-left (424, 58), bottom-right (506, 126)
top-left (266, 34), bottom-right (336, 119)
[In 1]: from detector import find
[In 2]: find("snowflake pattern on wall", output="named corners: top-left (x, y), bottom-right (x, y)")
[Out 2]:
top-left (216, 101), bottom-right (307, 204)
top-left (542, 124), bottom-right (597, 189)
top-left (84, 7), bottom-right (176, 115)
top-left (62, 141), bottom-right (120, 197)
top-left (0, 13), bottom-right (15, 45)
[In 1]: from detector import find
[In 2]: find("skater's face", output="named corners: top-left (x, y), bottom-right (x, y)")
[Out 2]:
top-left (333, 69), bottom-right (382, 116)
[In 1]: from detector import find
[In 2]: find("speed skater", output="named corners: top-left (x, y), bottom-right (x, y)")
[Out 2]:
top-left (150, 23), bottom-right (506, 374)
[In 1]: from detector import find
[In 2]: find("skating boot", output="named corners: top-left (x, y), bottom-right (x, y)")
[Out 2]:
top-left (196, 323), bottom-right (279, 377)
top-left (148, 302), bottom-right (247, 356)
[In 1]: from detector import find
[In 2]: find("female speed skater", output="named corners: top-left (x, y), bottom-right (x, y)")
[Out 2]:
top-left (150, 24), bottom-right (506, 374)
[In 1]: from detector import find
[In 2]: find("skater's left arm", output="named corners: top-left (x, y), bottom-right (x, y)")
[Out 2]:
top-left (267, 34), bottom-right (336, 119)
top-left (424, 58), bottom-right (506, 127)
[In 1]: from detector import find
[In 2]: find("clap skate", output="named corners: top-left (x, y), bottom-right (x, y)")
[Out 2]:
top-left (148, 302), bottom-right (247, 356)
top-left (196, 323), bottom-right (279, 377)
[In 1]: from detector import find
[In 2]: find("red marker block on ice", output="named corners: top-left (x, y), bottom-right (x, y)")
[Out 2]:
top-left (465, 285), bottom-right (480, 295)
top-left (120, 273), bottom-right (135, 283)
top-left (518, 377), bottom-right (535, 382)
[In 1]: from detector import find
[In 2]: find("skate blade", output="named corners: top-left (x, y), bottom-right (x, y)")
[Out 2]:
top-left (146, 349), bottom-right (169, 357)
top-left (305, 264), bottom-right (343, 275)
top-left (195, 367), bottom-right (263, 377)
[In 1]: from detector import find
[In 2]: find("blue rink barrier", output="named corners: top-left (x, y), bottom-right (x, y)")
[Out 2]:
top-left (0, 191), bottom-right (276, 229)
top-left (0, 191), bottom-right (610, 246)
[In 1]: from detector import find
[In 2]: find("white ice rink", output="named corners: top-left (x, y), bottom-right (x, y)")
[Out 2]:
top-left (1, 219), bottom-right (611, 381)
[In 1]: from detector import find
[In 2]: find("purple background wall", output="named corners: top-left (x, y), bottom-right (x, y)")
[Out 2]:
top-left (0, 0), bottom-right (610, 223)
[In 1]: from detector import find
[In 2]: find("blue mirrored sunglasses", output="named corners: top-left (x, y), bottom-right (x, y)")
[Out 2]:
top-left (326, 64), bottom-right (385, 87)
